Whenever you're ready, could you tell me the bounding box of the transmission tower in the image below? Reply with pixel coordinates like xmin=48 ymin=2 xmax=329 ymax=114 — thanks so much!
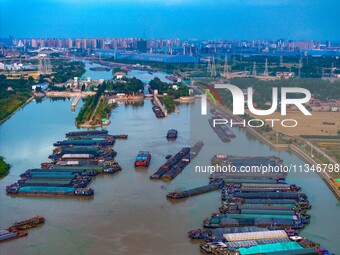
xmin=38 ymin=57 xmax=44 ymax=75
xmin=223 ymin=55 xmax=229 ymax=77
xmin=232 ymin=51 xmax=236 ymax=64
xmin=207 ymin=58 xmax=211 ymax=73
xmin=298 ymin=57 xmax=302 ymax=78
xmin=279 ymin=56 xmax=283 ymax=67
xmin=46 ymin=58 xmax=51 ymax=73
xmin=263 ymin=58 xmax=268 ymax=76
xmin=252 ymin=61 xmax=257 ymax=76
xmin=322 ymin=67 xmax=325 ymax=78
xmin=211 ymin=56 xmax=216 ymax=77
xmin=331 ymin=63 xmax=334 ymax=77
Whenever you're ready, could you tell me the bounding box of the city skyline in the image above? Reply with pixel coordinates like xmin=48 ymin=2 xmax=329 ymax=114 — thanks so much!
xmin=1 ymin=0 xmax=340 ymax=40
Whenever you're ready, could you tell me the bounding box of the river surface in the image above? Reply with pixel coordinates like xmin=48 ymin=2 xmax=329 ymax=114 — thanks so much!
xmin=0 ymin=69 xmax=339 ymax=255
xmin=81 ymin=59 xmax=171 ymax=84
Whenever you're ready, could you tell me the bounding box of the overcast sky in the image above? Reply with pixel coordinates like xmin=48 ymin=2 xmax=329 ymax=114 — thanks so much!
xmin=1 ymin=0 xmax=339 ymax=40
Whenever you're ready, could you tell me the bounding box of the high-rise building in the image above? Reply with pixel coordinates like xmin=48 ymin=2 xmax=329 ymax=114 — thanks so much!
xmin=91 ymin=39 xmax=97 ymax=49
xmin=31 ymin=39 xmax=38 ymax=48
xmin=137 ymin=40 xmax=147 ymax=53
xmin=68 ymin=38 xmax=73 ymax=48
xmin=75 ymin=39 xmax=81 ymax=49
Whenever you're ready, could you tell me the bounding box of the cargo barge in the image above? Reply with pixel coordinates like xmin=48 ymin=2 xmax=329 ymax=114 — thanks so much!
xmin=167 ymin=181 xmax=223 ymax=199
xmin=89 ymin=67 xmax=110 ymax=71
xmin=54 ymin=159 xmax=118 ymax=167
xmin=0 ymin=230 xmax=28 ymax=243
xmin=203 ymin=214 xmax=306 ymax=229
xmin=226 ymin=191 xmax=308 ymax=201
xmin=211 ymin=154 xmax=283 ymax=166
xmin=150 ymin=147 xmax=190 ymax=179
xmin=190 ymin=141 xmax=204 ymax=161
xmin=134 ymin=151 xmax=151 ymax=167
xmin=49 ymin=147 xmax=117 ymax=160
xmin=52 ymin=164 xmax=121 ymax=173
xmin=53 ymin=139 xmax=115 ymax=147
xmin=166 ymin=129 xmax=178 ymax=139
xmin=6 ymin=186 xmax=94 ymax=196
xmin=21 ymin=169 xmax=98 ymax=177
xmin=152 ymin=106 xmax=165 ymax=118
xmin=221 ymin=183 xmax=301 ymax=194
xmin=68 ymin=134 xmax=127 ymax=140
xmin=66 ymin=130 xmax=109 ymax=137
xmin=208 ymin=118 xmax=231 ymax=142
xmin=8 ymin=216 xmax=45 ymax=232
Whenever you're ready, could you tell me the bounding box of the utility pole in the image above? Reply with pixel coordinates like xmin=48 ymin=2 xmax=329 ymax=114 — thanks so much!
xmin=223 ymin=55 xmax=229 ymax=77
xmin=211 ymin=56 xmax=216 ymax=77
xmin=264 ymin=58 xmax=268 ymax=76
xmin=252 ymin=62 xmax=257 ymax=76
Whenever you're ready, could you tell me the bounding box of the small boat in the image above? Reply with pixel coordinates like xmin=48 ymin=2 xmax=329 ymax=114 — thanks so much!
xmin=166 ymin=154 xmax=172 ymax=159
xmin=167 ymin=129 xmax=178 ymax=139
xmin=134 ymin=151 xmax=151 ymax=167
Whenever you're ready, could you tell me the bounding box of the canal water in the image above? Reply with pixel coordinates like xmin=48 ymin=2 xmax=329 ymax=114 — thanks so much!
xmin=81 ymin=59 xmax=171 ymax=83
xmin=0 ymin=97 xmax=339 ymax=255
xmin=0 ymin=68 xmax=339 ymax=255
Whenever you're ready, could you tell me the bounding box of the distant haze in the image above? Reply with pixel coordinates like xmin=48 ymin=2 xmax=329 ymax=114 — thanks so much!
xmin=1 ymin=0 xmax=339 ymax=40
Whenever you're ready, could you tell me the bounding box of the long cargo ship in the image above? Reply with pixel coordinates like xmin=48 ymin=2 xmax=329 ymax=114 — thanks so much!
xmin=9 ymin=216 xmax=45 ymax=231
xmin=150 ymin=147 xmax=190 ymax=180
xmin=50 ymin=147 xmax=117 ymax=160
xmin=52 ymin=164 xmax=121 ymax=173
xmin=0 ymin=230 xmax=28 ymax=243
xmin=190 ymin=141 xmax=204 ymax=161
xmin=21 ymin=169 xmax=98 ymax=177
xmin=53 ymin=139 xmax=115 ymax=147
xmin=211 ymin=154 xmax=283 ymax=166
xmin=203 ymin=214 xmax=306 ymax=229
xmin=66 ymin=130 xmax=108 ymax=137
xmin=134 ymin=151 xmax=151 ymax=167
xmin=68 ymin=134 xmax=127 ymax=140
xmin=208 ymin=118 xmax=231 ymax=142
xmin=167 ymin=181 xmax=223 ymax=199
xmin=221 ymin=183 xmax=301 ymax=194
xmin=226 ymin=191 xmax=308 ymax=201
xmin=6 ymin=186 xmax=94 ymax=196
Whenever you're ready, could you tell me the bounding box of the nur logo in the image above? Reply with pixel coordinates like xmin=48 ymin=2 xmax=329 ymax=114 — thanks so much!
xmin=201 ymin=83 xmax=312 ymax=116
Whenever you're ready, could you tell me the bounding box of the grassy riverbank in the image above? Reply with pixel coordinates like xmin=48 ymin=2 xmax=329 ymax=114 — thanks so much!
xmin=0 ymin=75 xmax=33 ymax=123
xmin=0 ymin=156 xmax=10 ymax=176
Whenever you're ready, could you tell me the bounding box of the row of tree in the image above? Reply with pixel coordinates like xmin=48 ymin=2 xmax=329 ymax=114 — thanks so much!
xmin=75 ymin=82 xmax=107 ymax=125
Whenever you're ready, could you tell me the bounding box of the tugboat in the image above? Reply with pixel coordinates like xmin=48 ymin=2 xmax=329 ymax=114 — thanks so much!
xmin=134 ymin=151 xmax=151 ymax=167
xmin=167 ymin=129 xmax=178 ymax=139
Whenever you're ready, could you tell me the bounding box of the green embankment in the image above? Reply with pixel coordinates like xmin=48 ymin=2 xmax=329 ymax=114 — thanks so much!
xmin=0 ymin=75 xmax=33 ymax=123
xmin=0 ymin=156 xmax=10 ymax=176
xmin=76 ymin=82 xmax=108 ymax=125
xmin=163 ymin=95 xmax=176 ymax=112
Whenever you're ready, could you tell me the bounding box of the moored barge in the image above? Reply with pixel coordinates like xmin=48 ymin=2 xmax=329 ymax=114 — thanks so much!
xmin=134 ymin=151 xmax=151 ymax=167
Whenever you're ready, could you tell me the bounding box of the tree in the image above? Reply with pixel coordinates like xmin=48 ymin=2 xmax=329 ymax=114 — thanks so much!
xmin=27 ymin=76 xmax=35 ymax=86
xmin=81 ymin=84 xmax=86 ymax=91
xmin=38 ymin=74 xmax=44 ymax=84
